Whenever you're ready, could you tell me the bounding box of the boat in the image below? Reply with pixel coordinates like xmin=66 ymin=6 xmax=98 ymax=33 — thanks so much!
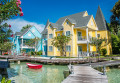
xmin=26 ymin=63 xmax=42 ymax=69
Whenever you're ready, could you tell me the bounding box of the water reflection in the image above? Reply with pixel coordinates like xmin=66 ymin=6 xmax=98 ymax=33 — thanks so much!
xmin=95 ymin=65 xmax=120 ymax=83
xmin=7 ymin=62 xmax=68 ymax=83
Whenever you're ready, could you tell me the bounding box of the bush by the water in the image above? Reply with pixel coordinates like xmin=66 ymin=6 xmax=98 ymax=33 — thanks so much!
xmin=31 ymin=51 xmax=42 ymax=55
xmin=101 ymin=48 xmax=107 ymax=56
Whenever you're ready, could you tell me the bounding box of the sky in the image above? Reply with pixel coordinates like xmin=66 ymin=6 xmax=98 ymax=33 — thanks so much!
xmin=5 ymin=0 xmax=118 ymax=33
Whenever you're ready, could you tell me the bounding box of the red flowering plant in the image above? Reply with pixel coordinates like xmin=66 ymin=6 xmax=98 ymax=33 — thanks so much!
xmin=0 ymin=0 xmax=23 ymax=54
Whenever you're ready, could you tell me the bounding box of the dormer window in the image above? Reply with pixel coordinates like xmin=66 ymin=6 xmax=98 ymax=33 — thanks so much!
xmin=66 ymin=21 xmax=69 ymax=25
xmin=28 ymin=34 xmax=31 ymax=37
xmin=50 ymin=25 xmax=52 ymax=28
xmin=32 ymin=29 xmax=35 ymax=32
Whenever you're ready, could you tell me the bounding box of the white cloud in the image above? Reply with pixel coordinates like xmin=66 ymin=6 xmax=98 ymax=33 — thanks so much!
xmin=3 ymin=18 xmax=45 ymax=33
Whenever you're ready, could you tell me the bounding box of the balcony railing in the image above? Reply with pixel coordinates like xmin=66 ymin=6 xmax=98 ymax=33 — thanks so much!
xmin=20 ymin=44 xmax=35 ymax=48
xmin=78 ymin=51 xmax=87 ymax=57
xmin=78 ymin=36 xmax=87 ymax=41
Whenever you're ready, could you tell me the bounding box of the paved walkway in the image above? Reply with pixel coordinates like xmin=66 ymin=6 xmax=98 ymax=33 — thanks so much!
xmin=62 ymin=66 xmax=108 ymax=83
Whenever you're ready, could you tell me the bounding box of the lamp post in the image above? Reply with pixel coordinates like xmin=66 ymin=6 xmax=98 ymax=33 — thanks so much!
xmin=103 ymin=66 xmax=106 ymax=75
xmin=69 ymin=51 xmax=74 ymax=74
xmin=69 ymin=52 xmax=71 ymax=65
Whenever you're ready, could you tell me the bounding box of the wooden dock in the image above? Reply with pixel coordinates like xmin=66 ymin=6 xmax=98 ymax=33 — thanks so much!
xmin=62 ymin=66 xmax=108 ymax=83
xmin=80 ymin=60 xmax=120 ymax=67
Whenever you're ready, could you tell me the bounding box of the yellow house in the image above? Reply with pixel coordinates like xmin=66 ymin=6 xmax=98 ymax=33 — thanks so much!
xmin=42 ymin=6 xmax=112 ymax=57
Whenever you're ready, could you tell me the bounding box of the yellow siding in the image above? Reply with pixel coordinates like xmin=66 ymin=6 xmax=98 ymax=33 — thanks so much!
xmin=97 ymin=30 xmax=112 ymax=55
xmin=47 ymin=25 xmax=56 ymax=56
xmin=55 ymin=31 xmax=63 ymax=56
xmin=73 ymin=29 xmax=77 ymax=57
xmin=63 ymin=19 xmax=74 ymax=57
xmin=77 ymin=29 xmax=86 ymax=37
xmin=87 ymin=16 xmax=97 ymax=30
xmin=78 ymin=44 xmax=87 ymax=52
xmin=83 ymin=11 xmax=88 ymax=17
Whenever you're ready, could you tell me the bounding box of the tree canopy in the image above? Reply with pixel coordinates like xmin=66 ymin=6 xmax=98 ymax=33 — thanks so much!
xmin=0 ymin=0 xmax=23 ymax=54
xmin=110 ymin=0 xmax=120 ymax=35
xmin=21 ymin=24 xmax=32 ymax=32
xmin=51 ymin=35 xmax=71 ymax=56
xmin=90 ymin=37 xmax=109 ymax=54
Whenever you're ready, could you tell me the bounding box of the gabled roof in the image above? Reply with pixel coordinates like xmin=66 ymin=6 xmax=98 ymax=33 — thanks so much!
xmin=15 ymin=27 xmax=30 ymax=36
xmin=20 ymin=28 xmax=30 ymax=36
xmin=56 ymin=11 xmax=86 ymax=25
xmin=42 ymin=11 xmax=92 ymax=34
xmin=41 ymin=19 xmax=49 ymax=35
xmin=15 ymin=32 xmax=21 ymax=36
xmin=55 ymin=11 xmax=92 ymax=28
xmin=95 ymin=6 xmax=109 ymax=31
xmin=15 ymin=26 xmax=41 ymax=38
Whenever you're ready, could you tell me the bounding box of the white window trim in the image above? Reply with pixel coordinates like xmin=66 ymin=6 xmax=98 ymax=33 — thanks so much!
xmin=49 ymin=34 xmax=53 ymax=39
xmin=57 ymin=48 xmax=60 ymax=51
xmin=65 ymin=31 xmax=70 ymax=36
xmin=66 ymin=45 xmax=71 ymax=52
xmin=49 ymin=46 xmax=53 ymax=52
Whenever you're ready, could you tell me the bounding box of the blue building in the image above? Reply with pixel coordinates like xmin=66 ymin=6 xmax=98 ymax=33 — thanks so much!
xmin=12 ymin=26 xmax=42 ymax=55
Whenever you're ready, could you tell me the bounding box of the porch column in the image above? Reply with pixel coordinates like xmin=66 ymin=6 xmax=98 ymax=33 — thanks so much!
xmin=21 ymin=38 xmax=23 ymax=50
xmin=95 ymin=30 xmax=97 ymax=38
xmin=86 ymin=27 xmax=89 ymax=56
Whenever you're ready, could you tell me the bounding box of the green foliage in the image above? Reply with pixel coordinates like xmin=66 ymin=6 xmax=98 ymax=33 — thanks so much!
xmin=111 ymin=0 xmax=120 ymax=18
xmin=1 ymin=77 xmax=11 ymax=83
xmin=111 ymin=34 xmax=120 ymax=54
xmin=21 ymin=24 xmax=32 ymax=32
xmin=25 ymin=37 xmax=40 ymax=49
xmin=31 ymin=51 xmax=34 ymax=55
xmin=0 ymin=42 xmax=13 ymax=52
xmin=101 ymin=48 xmax=107 ymax=56
xmin=110 ymin=0 xmax=120 ymax=35
xmin=0 ymin=0 xmax=23 ymax=54
xmin=31 ymin=51 xmax=42 ymax=55
xmin=90 ymin=37 xmax=109 ymax=53
xmin=51 ymin=35 xmax=71 ymax=56
xmin=0 ymin=0 xmax=21 ymax=23
xmin=37 ymin=51 xmax=42 ymax=55
xmin=21 ymin=49 xmax=26 ymax=53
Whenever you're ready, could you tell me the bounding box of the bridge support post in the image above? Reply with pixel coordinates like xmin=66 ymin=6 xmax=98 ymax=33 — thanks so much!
xmin=103 ymin=66 xmax=106 ymax=75
xmin=18 ymin=61 xmax=20 ymax=64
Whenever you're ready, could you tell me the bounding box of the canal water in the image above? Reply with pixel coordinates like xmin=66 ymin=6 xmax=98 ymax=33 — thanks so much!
xmin=95 ymin=65 xmax=120 ymax=83
xmin=5 ymin=62 xmax=68 ymax=83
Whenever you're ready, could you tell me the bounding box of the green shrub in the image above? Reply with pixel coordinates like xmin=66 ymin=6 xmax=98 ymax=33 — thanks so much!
xmin=37 ymin=51 xmax=42 ymax=55
xmin=31 ymin=51 xmax=34 ymax=55
xmin=1 ymin=77 xmax=11 ymax=83
xmin=101 ymin=48 xmax=107 ymax=56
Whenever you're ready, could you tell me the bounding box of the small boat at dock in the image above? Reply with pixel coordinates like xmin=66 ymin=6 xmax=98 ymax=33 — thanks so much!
xmin=26 ymin=63 xmax=42 ymax=69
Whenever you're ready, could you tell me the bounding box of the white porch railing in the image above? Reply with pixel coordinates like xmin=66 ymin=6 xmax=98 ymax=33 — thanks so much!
xmin=78 ymin=51 xmax=87 ymax=57
xmin=78 ymin=36 xmax=87 ymax=41
xmin=20 ymin=44 xmax=35 ymax=48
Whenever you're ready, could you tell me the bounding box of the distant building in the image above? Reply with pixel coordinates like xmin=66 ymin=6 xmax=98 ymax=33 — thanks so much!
xmin=41 ymin=20 xmax=48 ymax=55
xmin=12 ymin=26 xmax=42 ymax=55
